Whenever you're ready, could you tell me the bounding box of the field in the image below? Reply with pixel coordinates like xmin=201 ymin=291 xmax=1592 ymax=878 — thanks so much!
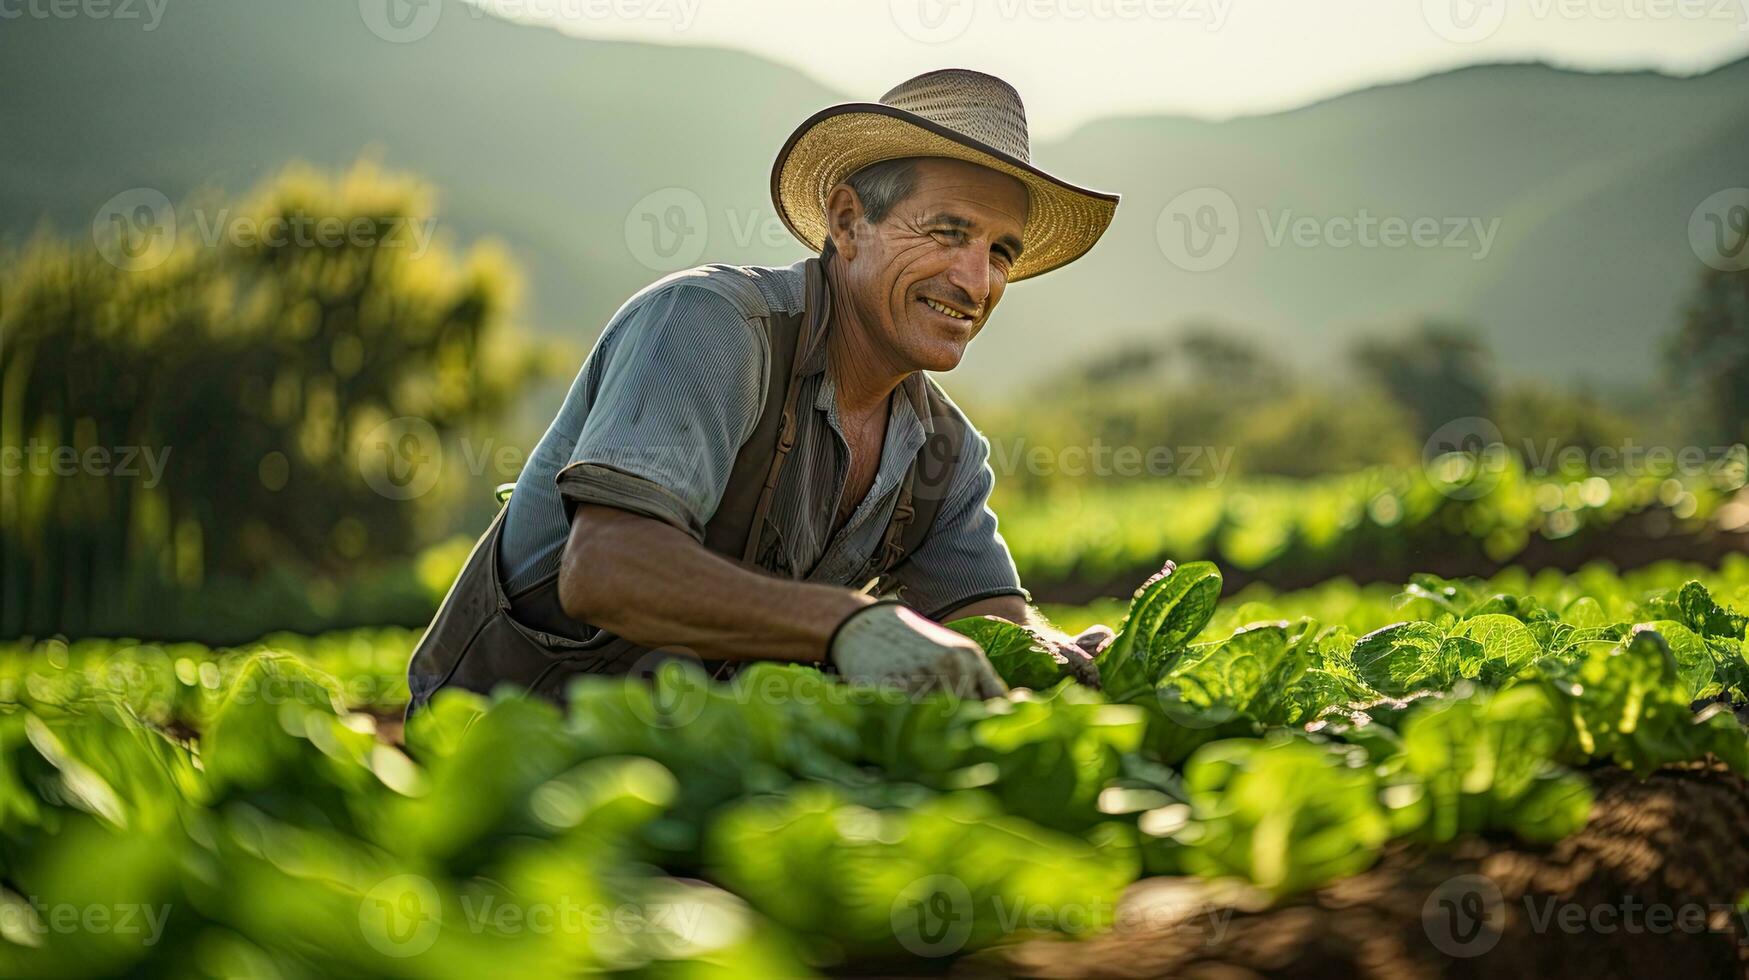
xmin=4 ymin=555 xmax=1748 ymax=977
xmin=7 ymin=15 xmax=1749 ymax=976
xmin=1000 ymin=458 xmax=1747 ymax=600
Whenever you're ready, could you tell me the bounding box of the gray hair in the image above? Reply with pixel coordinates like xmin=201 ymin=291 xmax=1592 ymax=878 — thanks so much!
xmin=844 ymin=157 xmax=920 ymax=224
xmin=819 ymin=158 xmax=920 ymax=259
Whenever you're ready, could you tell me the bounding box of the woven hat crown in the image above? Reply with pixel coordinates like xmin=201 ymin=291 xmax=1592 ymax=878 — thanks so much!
xmin=771 ymin=68 xmax=1118 ymax=281
xmin=879 ymin=69 xmax=1032 ymax=164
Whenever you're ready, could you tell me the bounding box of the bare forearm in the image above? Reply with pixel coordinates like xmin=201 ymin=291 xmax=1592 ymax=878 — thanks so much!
xmin=558 ymin=505 xmax=874 ymax=664
xmin=944 ymin=594 xmax=1074 ymax=645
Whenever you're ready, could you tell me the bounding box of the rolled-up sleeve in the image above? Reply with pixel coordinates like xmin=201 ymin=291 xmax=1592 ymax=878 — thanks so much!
xmin=891 ymin=429 xmax=1030 ymax=620
xmin=555 ymin=284 xmax=768 ymax=539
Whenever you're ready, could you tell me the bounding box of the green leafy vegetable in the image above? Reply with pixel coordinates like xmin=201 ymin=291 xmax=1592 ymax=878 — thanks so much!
xmin=1170 ymin=737 xmax=1390 ymax=896
xmin=1098 ymin=561 xmax=1223 ymax=699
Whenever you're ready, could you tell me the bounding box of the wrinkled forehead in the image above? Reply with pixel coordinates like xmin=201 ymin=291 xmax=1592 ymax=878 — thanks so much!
xmin=906 ymin=158 xmax=1029 ymax=240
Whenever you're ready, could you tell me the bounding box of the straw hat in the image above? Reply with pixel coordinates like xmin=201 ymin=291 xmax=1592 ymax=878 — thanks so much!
xmin=771 ymin=69 xmax=1120 ymax=282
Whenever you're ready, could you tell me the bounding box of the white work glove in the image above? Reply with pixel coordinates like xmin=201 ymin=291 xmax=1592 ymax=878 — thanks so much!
xmin=828 ymin=602 xmax=1010 ymax=701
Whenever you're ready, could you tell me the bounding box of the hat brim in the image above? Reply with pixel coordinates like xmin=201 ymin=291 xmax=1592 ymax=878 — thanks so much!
xmin=771 ymin=103 xmax=1119 ymax=282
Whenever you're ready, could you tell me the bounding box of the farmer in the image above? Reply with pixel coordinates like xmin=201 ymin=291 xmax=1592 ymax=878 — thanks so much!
xmin=405 ymin=69 xmax=1119 ymax=714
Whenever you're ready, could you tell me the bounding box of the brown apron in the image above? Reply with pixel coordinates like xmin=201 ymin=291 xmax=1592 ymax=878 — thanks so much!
xmin=403 ymin=258 xmax=966 ymax=717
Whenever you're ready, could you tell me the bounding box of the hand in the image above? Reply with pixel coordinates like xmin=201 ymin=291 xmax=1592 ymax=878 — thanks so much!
xmin=830 ymin=603 xmax=1009 ymax=700
xmin=977 ymin=617 xmax=1110 ymax=689
xmin=1056 ymin=625 xmax=1114 ymax=688
xmin=1072 ymin=624 xmax=1117 ymax=657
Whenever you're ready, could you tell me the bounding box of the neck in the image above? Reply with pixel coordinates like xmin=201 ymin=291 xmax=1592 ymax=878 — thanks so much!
xmin=822 ymin=254 xmax=910 ymax=417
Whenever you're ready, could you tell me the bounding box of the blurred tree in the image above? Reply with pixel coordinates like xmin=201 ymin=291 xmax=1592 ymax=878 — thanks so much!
xmin=1234 ymin=389 xmax=1418 ymax=478
xmin=0 ymin=163 xmax=544 ymax=639
xmin=1175 ymin=325 xmax=1286 ymax=395
xmin=1076 ymin=337 xmax=1170 ymax=386
xmin=1667 ymin=266 xmax=1749 ymax=446
xmin=1350 ymin=322 xmax=1495 ymax=442
xmin=1493 ymin=383 xmax=1635 ymax=462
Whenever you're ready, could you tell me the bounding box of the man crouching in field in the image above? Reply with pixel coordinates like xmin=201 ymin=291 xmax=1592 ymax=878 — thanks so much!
xmin=405 ymin=69 xmax=1120 ymax=714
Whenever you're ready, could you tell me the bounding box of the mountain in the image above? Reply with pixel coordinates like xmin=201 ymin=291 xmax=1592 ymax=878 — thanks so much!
xmin=4 ymin=0 xmax=1746 ymax=399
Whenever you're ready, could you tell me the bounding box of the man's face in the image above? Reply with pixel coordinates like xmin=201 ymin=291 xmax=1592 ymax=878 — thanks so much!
xmin=835 ymin=157 xmax=1029 ymax=373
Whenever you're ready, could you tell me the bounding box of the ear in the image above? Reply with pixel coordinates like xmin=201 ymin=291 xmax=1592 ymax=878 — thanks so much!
xmin=823 ymin=183 xmax=865 ymax=262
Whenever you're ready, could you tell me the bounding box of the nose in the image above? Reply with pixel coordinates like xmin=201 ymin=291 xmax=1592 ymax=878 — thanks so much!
xmin=943 ymin=242 xmax=992 ymax=313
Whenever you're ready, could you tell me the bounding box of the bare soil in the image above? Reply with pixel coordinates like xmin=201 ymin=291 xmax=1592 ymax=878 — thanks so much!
xmin=965 ymin=763 xmax=1749 ymax=980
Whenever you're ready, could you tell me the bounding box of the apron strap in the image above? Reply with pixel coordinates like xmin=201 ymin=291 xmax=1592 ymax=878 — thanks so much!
xmin=704 ymin=257 xmax=830 ymax=567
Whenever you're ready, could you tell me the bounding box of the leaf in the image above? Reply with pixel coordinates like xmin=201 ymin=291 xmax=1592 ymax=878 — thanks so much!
xmin=1561 ymin=597 xmax=1608 ymax=630
xmin=1648 ymin=581 xmax=1748 ymax=640
xmin=1399 ymin=574 xmax=1474 ymax=614
xmin=1463 ymin=593 xmax=1557 ymax=624
xmin=706 ymin=786 xmax=1136 ymax=953
xmin=1098 ymin=562 xmax=1223 ymax=699
xmin=1542 ymin=627 xmax=1744 ymax=774
xmin=1394 ymin=686 xmax=1590 ymax=844
xmin=947 ymin=617 xmax=1068 ymax=690
xmin=1351 ymin=622 xmax=1447 ymax=696
xmin=1449 ymin=613 xmax=1545 ymax=683
xmin=969 ymin=690 xmax=1146 ymax=831
xmin=1175 ymin=737 xmax=1389 ymax=896
xmin=1640 ymin=621 xmax=1718 ymax=701
xmin=1162 ymin=624 xmax=1310 ymax=727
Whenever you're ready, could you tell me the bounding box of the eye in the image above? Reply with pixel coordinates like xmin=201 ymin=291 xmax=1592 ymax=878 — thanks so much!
xmin=930 ymin=228 xmax=967 ymax=245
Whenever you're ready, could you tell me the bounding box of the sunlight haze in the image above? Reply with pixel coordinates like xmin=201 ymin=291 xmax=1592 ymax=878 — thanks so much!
xmin=468 ymin=0 xmax=1749 ymax=136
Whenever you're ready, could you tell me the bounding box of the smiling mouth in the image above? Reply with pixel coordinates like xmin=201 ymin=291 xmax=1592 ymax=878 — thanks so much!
xmin=920 ymin=296 xmax=977 ymax=322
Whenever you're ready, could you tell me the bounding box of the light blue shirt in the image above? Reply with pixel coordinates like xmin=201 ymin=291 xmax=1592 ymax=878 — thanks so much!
xmin=497 ymin=259 xmax=1027 ymax=620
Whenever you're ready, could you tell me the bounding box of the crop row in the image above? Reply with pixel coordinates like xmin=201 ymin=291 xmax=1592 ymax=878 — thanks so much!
xmin=4 ymin=558 xmax=1747 ymax=973
xmin=999 ymin=458 xmax=1747 ymax=596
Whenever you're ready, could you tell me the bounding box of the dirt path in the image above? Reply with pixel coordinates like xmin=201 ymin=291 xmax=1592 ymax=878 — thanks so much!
xmin=966 ymin=764 xmax=1749 ymax=980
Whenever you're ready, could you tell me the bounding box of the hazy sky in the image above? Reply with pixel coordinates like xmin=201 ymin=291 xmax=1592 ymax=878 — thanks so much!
xmin=474 ymin=0 xmax=1749 ymax=137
